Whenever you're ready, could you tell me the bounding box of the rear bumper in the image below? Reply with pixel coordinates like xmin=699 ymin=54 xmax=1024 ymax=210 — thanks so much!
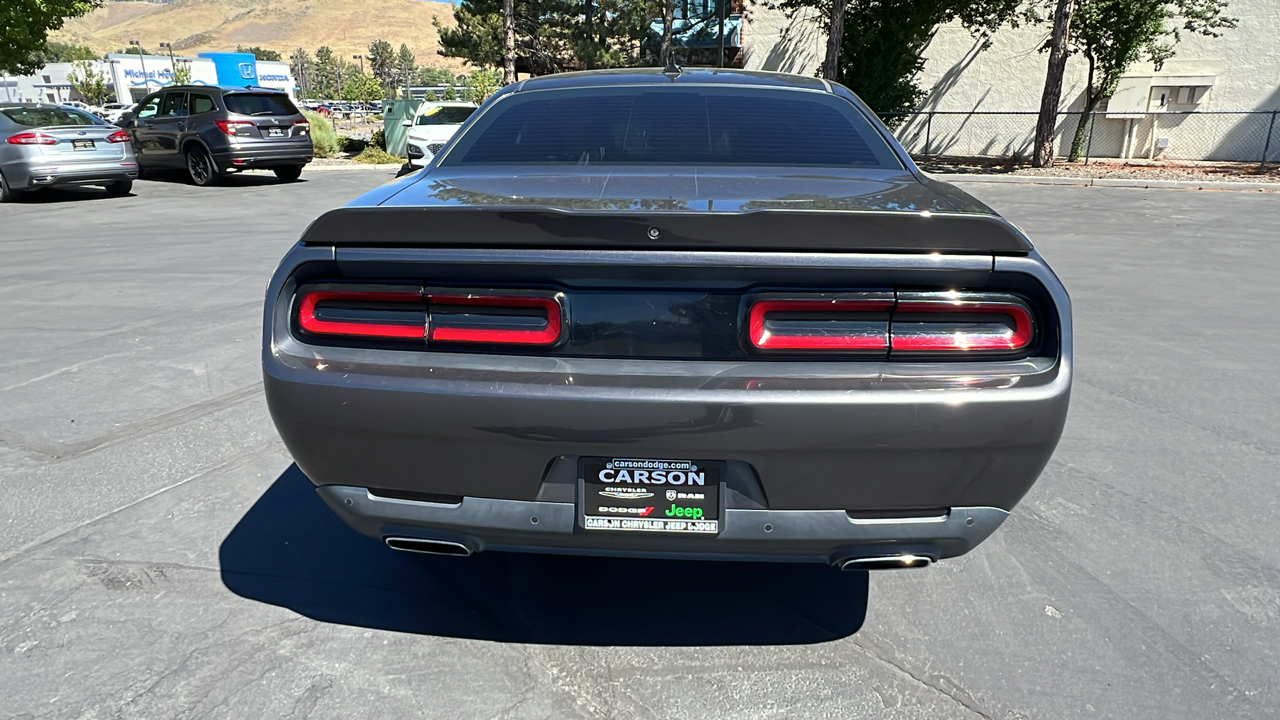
xmin=213 ymin=141 xmax=312 ymax=170
xmin=320 ymin=486 xmax=1009 ymax=564
xmin=3 ymin=158 xmax=136 ymax=189
xmin=264 ymin=246 xmax=1072 ymax=562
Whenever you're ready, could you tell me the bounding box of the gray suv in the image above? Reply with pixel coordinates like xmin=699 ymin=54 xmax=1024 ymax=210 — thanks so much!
xmin=121 ymin=85 xmax=313 ymax=186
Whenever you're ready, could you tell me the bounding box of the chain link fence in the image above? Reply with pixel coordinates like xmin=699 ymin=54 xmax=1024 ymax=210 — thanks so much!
xmin=878 ymin=110 xmax=1280 ymax=166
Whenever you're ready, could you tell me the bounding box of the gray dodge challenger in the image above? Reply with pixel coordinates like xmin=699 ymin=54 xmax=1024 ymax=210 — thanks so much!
xmin=263 ymin=68 xmax=1071 ymax=570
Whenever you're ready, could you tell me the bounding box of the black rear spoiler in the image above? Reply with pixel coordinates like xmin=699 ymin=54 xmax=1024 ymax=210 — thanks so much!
xmin=301 ymin=207 xmax=1033 ymax=255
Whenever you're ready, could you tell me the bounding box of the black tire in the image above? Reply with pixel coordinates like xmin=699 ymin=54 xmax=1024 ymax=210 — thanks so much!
xmin=0 ymin=171 xmax=24 ymax=202
xmin=185 ymin=146 xmax=219 ymax=187
xmin=105 ymin=180 xmax=133 ymax=197
xmin=273 ymin=165 xmax=304 ymax=183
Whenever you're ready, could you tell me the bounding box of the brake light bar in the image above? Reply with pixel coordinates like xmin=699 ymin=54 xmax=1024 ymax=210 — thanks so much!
xmin=6 ymin=132 xmax=57 ymax=145
xmin=426 ymin=293 xmax=563 ymax=345
xmin=749 ymin=296 xmax=893 ymax=351
xmin=297 ymin=288 xmax=426 ymax=339
xmin=748 ymin=291 xmax=1035 ymax=356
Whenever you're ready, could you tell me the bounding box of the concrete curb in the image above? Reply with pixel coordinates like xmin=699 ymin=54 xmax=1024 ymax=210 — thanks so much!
xmin=306 ymin=163 xmax=402 ymax=172
xmin=930 ymin=172 xmax=1280 ymax=192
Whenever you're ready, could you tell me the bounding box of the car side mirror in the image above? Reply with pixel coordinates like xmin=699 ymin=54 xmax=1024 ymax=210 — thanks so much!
xmin=401 ymin=119 xmax=412 ymax=128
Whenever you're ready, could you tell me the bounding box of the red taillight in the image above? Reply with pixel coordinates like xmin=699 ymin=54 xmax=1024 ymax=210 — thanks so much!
xmin=6 ymin=131 xmax=56 ymax=145
xmin=748 ymin=296 xmax=893 ymax=351
xmin=297 ymin=288 xmax=426 ymax=339
xmin=426 ymin=293 xmax=563 ymax=345
xmin=215 ymin=120 xmax=254 ymax=136
xmin=106 ymin=130 xmax=131 ymax=143
xmin=293 ymin=119 xmax=310 ymax=134
xmin=891 ymin=293 xmax=1034 ymax=354
xmin=748 ymin=292 xmax=1035 ymax=356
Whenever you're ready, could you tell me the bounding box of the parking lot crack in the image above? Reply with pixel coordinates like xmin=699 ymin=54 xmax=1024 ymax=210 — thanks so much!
xmin=850 ymin=634 xmax=996 ymax=720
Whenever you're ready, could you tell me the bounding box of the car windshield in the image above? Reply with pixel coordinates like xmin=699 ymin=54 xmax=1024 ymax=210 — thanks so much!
xmin=1 ymin=106 xmax=102 ymax=127
xmin=415 ymin=106 xmax=477 ymax=125
xmin=443 ymin=86 xmax=901 ymax=168
xmin=223 ymin=93 xmax=299 ymax=116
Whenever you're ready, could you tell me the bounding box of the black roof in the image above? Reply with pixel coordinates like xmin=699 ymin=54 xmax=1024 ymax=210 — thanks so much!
xmin=513 ymin=67 xmax=832 ymax=94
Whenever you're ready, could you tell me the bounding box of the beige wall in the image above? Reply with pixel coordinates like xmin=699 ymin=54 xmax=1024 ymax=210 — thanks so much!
xmin=743 ymin=0 xmax=1280 ymax=161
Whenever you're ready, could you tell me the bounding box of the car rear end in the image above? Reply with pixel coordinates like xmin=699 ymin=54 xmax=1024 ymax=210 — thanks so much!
xmin=207 ymin=90 xmax=313 ymax=172
xmin=0 ymin=105 xmax=137 ymax=192
xmin=262 ymin=73 xmax=1072 ymax=569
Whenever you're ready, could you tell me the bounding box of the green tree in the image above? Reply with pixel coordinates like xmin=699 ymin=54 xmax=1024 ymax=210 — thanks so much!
xmin=367 ymin=39 xmax=396 ymax=93
xmin=66 ymin=59 xmax=108 ymax=105
xmin=28 ymin=40 xmax=96 ymax=65
xmin=464 ymin=68 xmax=501 ymax=104
xmin=235 ymin=45 xmax=282 ymax=61
xmin=116 ymin=45 xmax=148 ymax=56
xmin=290 ymin=47 xmax=314 ymax=97
xmin=171 ymin=60 xmax=193 ymax=85
xmin=442 ymin=84 xmax=458 ymax=101
xmin=313 ymin=45 xmax=339 ymax=98
xmin=416 ymin=65 xmax=457 ymax=86
xmin=1054 ymin=0 xmax=1236 ymax=161
xmin=774 ymin=0 xmax=1033 ymax=116
xmin=395 ymin=43 xmax=416 ymax=97
xmin=342 ymin=72 xmax=384 ymax=104
xmin=1 ymin=0 xmax=99 ymax=74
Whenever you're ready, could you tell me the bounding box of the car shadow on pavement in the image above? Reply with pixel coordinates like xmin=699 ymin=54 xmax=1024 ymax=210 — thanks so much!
xmin=13 ymin=186 xmax=132 ymax=203
xmin=140 ymin=171 xmax=294 ymax=186
xmin=219 ymin=465 xmax=868 ymax=646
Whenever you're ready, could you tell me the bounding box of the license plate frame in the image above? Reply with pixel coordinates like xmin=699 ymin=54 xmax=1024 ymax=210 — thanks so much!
xmin=578 ymin=457 xmax=722 ymax=535
xmin=72 ymin=140 xmax=95 ymax=151
xmin=266 ymin=127 xmax=285 ymax=137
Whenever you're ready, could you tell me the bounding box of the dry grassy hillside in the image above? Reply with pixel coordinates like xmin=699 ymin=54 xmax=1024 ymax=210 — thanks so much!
xmin=53 ymin=0 xmax=464 ymax=70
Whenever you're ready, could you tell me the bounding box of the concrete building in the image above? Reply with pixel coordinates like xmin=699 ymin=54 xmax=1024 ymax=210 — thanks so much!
xmin=742 ymin=0 xmax=1280 ymax=161
xmin=1 ymin=53 xmax=297 ymax=106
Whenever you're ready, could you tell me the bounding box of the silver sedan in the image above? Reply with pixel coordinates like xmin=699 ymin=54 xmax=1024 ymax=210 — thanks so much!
xmin=0 ymin=103 xmax=139 ymax=202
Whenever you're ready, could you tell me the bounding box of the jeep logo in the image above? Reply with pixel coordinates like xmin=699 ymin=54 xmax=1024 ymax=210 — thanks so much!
xmin=664 ymin=505 xmax=704 ymax=519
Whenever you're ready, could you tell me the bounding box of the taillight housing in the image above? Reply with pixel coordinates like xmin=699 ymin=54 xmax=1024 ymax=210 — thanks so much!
xmin=214 ymin=120 xmax=255 ymax=137
xmin=293 ymin=119 xmax=309 ymax=135
xmin=106 ymin=130 xmax=131 ymax=143
xmin=294 ymin=285 xmax=565 ymax=347
xmin=747 ymin=291 xmax=1036 ymax=358
xmin=6 ymin=132 xmax=56 ymax=145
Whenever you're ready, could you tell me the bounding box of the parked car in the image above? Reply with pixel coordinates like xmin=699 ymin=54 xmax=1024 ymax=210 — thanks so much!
xmin=119 ymin=85 xmax=312 ymax=186
xmin=399 ymin=101 xmax=477 ymax=173
xmin=0 ymin=102 xmax=137 ymax=201
xmin=100 ymin=102 xmax=135 ymax=124
xmin=264 ymin=68 xmax=1072 ymax=571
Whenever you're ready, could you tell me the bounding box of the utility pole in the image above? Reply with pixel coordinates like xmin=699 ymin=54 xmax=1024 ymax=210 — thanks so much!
xmin=1033 ymin=0 xmax=1077 ymax=168
xmin=353 ymin=54 xmax=364 ymax=74
xmin=717 ymin=0 xmax=726 ymax=69
xmin=159 ymin=42 xmax=175 ymax=85
xmin=129 ymin=40 xmax=149 ymax=94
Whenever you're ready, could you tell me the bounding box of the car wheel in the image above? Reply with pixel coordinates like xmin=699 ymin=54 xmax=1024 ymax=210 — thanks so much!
xmin=0 ymin=172 xmax=24 ymax=202
xmin=185 ymin=147 xmax=219 ymax=187
xmin=105 ymin=180 xmax=133 ymax=197
xmin=273 ymin=165 xmax=304 ymax=183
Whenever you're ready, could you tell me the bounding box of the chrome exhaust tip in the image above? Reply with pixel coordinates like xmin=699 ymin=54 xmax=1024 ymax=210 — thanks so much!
xmin=384 ymin=537 xmax=473 ymax=557
xmin=839 ymin=554 xmax=934 ymax=571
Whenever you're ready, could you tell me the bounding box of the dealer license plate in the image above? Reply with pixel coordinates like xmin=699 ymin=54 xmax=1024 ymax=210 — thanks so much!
xmin=72 ymin=140 xmax=95 ymax=150
xmin=579 ymin=458 xmax=721 ymax=534
xmin=266 ymin=127 xmax=285 ymax=137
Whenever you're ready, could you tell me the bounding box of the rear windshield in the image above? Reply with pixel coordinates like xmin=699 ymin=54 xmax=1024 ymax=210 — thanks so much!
xmin=224 ymin=93 xmax=299 ymax=116
xmin=416 ymin=106 xmax=477 ymax=125
xmin=1 ymin=107 xmax=102 ymax=127
xmin=443 ymin=86 xmax=901 ymax=168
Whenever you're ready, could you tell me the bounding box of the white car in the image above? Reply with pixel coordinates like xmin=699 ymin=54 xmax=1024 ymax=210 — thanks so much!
xmin=100 ymin=103 xmax=134 ymax=124
xmin=402 ymin=101 xmax=477 ymax=168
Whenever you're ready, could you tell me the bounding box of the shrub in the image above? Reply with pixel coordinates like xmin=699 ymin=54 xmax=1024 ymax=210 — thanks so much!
xmin=370 ymin=128 xmax=387 ymax=150
xmin=338 ymin=136 xmax=367 ymax=153
xmin=303 ymin=111 xmax=340 ymax=158
xmin=352 ymin=146 xmax=401 ymax=164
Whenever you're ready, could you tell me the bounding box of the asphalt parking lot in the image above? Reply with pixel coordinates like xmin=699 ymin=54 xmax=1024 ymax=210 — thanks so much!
xmin=1 ymin=171 xmax=1278 ymax=719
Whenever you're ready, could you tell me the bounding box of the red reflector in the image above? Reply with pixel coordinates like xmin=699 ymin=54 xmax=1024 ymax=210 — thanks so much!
xmin=106 ymin=130 xmax=131 ymax=143
xmin=6 ymin=131 xmax=56 ymax=145
xmin=426 ymin=294 xmax=562 ymax=345
xmin=297 ymin=289 xmax=425 ymax=339
xmin=748 ymin=298 xmax=893 ymax=351
xmin=891 ymin=296 xmax=1034 ymax=352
